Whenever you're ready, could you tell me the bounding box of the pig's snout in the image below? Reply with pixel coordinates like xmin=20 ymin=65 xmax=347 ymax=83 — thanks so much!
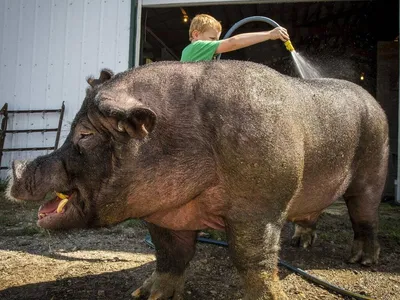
xmin=6 ymin=160 xmax=29 ymax=201
xmin=12 ymin=160 xmax=28 ymax=181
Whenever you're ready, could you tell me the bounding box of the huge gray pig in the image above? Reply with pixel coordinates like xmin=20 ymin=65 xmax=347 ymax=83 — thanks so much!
xmin=8 ymin=60 xmax=388 ymax=300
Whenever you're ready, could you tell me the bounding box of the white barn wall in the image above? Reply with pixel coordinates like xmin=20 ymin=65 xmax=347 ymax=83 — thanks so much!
xmin=0 ymin=0 xmax=131 ymax=178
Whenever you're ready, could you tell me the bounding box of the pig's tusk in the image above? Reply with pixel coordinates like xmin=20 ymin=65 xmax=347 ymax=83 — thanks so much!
xmin=55 ymin=192 xmax=69 ymax=200
xmin=56 ymin=199 xmax=69 ymax=213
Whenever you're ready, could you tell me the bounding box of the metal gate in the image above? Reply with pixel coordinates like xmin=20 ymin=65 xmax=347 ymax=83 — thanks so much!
xmin=0 ymin=102 xmax=65 ymax=170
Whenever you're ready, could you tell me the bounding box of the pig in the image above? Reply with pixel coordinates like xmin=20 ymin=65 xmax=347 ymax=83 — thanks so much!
xmin=7 ymin=60 xmax=388 ymax=300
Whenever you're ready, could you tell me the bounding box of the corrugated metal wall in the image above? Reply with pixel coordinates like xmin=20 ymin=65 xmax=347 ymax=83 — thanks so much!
xmin=0 ymin=0 xmax=132 ymax=178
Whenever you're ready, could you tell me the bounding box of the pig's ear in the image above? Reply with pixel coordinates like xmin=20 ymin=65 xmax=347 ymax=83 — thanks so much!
xmin=86 ymin=69 xmax=114 ymax=88
xmin=98 ymin=99 xmax=156 ymax=139
xmin=116 ymin=108 xmax=156 ymax=139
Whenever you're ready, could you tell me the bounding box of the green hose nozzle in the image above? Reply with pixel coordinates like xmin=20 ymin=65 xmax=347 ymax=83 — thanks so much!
xmin=284 ymin=40 xmax=295 ymax=52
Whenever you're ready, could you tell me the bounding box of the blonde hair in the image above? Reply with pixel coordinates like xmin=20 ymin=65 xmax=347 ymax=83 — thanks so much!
xmin=189 ymin=14 xmax=222 ymax=41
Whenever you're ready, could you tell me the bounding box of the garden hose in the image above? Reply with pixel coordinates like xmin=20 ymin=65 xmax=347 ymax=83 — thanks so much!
xmin=216 ymin=16 xmax=295 ymax=61
xmin=196 ymin=237 xmax=374 ymax=300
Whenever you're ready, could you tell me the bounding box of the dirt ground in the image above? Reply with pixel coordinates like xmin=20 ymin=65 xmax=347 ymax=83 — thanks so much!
xmin=1 ymin=195 xmax=400 ymax=300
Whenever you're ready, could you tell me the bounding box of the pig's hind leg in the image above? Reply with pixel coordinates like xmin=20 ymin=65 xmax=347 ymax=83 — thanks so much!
xmin=342 ymin=143 xmax=388 ymax=266
xmin=343 ymin=191 xmax=381 ymax=266
xmin=132 ymin=224 xmax=197 ymax=300
xmin=291 ymin=220 xmax=318 ymax=248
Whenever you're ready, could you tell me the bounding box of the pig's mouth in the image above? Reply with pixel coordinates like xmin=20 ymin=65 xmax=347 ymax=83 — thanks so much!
xmin=37 ymin=191 xmax=84 ymax=228
xmin=38 ymin=192 xmax=71 ymax=219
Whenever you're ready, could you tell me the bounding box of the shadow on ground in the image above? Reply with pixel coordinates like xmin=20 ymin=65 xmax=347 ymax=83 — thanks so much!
xmin=0 ymin=264 xmax=153 ymax=300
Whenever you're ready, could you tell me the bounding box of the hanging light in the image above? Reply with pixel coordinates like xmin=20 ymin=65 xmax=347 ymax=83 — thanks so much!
xmin=180 ymin=8 xmax=189 ymax=23
xmin=360 ymin=72 xmax=365 ymax=81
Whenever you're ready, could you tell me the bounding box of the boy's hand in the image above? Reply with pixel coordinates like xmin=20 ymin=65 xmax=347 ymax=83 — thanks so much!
xmin=268 ymin=27 xmax=290 ymax=42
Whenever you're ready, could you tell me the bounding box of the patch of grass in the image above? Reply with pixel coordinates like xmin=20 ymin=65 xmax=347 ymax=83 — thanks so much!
xmin=2 ymin=225 xmax=42 ymax=236
xmin=119 ymin=218 xmax=144 ymax=228
xmin=379 ymin=202 xmax=400 ymax=215
xmin=379 ymin=219 xmax=400 ymax=244
xmin=378 ymin=203 xmax=400 ymax=247
xmin=0 ymin=212 xmax=20 ymax=226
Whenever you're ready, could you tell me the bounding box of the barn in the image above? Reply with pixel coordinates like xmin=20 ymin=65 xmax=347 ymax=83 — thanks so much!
xmin=0 ymin=0 xmax=398 ymax=199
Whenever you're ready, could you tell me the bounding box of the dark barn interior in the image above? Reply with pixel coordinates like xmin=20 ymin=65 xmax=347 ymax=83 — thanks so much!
xmin=139 ymin=0 xmax=399 ymax=197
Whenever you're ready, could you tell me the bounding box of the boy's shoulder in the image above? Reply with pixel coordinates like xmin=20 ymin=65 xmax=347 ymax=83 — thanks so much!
xmin=181 ymin=40 xmax=222 ymax=62
xmin=184 ymin=40 xmax=221 ymax=50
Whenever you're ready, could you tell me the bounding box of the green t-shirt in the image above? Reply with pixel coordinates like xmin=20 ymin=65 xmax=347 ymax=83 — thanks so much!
xmin=180 ymin=40 xmax=222 ymax=62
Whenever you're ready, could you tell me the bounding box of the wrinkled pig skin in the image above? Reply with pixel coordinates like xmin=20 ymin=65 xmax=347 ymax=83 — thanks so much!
xmin=8 ymin=60 xmax=388 ymax=299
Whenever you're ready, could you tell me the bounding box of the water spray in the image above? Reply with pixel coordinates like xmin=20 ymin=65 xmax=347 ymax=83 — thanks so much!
xmin=217 ymin=16 xmax=322 ymax=79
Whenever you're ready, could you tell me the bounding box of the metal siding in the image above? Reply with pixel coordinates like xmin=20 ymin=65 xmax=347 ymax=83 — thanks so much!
xmin=142 ymin=0 xmax=364 ymax=7
xmin=0 ymin=0 xmax=132 ymax=178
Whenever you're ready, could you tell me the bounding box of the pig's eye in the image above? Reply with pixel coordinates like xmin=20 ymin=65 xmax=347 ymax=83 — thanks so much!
xmin=80 ymin=132 xmax=93 ymax=140
xmin=76 ymin=132 xmax=94 ymax=154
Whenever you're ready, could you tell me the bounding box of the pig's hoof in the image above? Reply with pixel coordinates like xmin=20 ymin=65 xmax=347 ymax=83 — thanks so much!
xmin=348 ymin=252 xmax=378 ymax=266
xmin=131 ymin=271 xmax=185 ymax=300
xmin=290 ymin=224 xmax=316 ymax=248
xmin=243 ymin=270 xmax=289 ymax=300
xmin=348 ymin=240 xmax=380 ymax=266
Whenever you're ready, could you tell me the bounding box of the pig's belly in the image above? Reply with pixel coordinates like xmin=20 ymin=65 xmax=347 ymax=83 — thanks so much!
xmin=286 ymin=173 xmax=352 ymax=222
xmin=144 ymin=199 xmax=226 ymax=231
xmin=286 ymin=195 xmax=336 ymax=223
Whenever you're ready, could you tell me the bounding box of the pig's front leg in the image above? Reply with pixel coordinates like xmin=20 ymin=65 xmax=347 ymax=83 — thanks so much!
xmin=132 ymin=223 xmax=197 ymax=300
xmin=226 ymin=217 xmax=288 ymax=300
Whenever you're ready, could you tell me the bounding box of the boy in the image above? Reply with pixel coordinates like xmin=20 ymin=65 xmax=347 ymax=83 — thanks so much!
xmin=181 ymin=14 xmax=290 ymax=62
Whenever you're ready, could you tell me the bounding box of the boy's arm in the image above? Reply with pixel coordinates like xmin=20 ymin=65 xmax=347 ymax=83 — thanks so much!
xmin=216 ymin=26 xmax=289 ymax=54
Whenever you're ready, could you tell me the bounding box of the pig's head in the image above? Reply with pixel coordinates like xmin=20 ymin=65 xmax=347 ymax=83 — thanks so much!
xmin=7 ymin=68 xmax=157 ymax=230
